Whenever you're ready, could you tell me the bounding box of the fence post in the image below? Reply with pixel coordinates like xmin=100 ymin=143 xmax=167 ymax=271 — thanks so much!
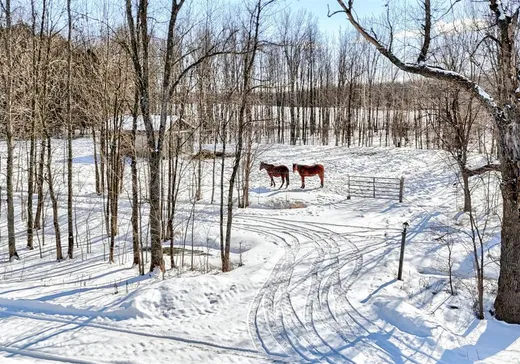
xmin=372 ymin=177 xmax=376 ymax=198
xmin=347 ymin=175 xmax=351 ymax=199
xmin=399 ymin=177 xmax=404 ymax=203
xmin=397 ymin=222 xmax=409 ymax=281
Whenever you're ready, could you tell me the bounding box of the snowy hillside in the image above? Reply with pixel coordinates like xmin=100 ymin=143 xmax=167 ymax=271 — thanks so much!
xmin=0 ymin=139 xmax=517 ymax=363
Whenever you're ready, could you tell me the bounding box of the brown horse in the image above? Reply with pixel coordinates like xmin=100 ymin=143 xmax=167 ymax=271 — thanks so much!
xmin=260 ymin=162 xmax=290 ymax=188
xmin=293 ymin=163 xmax=324 ymax=189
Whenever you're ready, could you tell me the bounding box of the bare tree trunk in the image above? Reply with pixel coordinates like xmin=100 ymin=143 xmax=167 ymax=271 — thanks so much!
xmin=46 ymin=136 xmax=63 ymax=261
xmin=211 ymin=130 xmax=218 ymax=204
xmin=3 ymin=0 xmax=18 ymax=260
xmin=223 ymin=0 xmax=267 ymax=271
xmin=241 ymin=109 xmax=253 ymax=208
xmin=495 ymin=154 xmax=520 ymax=322
xmin=34 ymin=138 xmax=46 ymax=230
xmin=219 ymin=115 xmax=227 ymax=270
xmin=107 ymin=108 xmax=124 ymax=263
xmin=148 ymin=151 xmax=164 ymax=272
xmin=27 ymin=0 xmax=46 ymax=250
xmin=241 ymin=143 xmax=252 ymax=208
xmin=130 ymin=92 xmax=141 ymax=270
xmin=462 ymin=171 xmax=472 ymax=212
xmin=66 ymin=0 xmax=74 ymax=259
xmin=196 ymin=144 xmax=203 ymax=201
xmin=168 ymin=137 xmax=182 ymax=270
xmin=469 ymin=211 xmax=485 ymax=319
xmin=92 ymin=128 xmax=101 ymax=195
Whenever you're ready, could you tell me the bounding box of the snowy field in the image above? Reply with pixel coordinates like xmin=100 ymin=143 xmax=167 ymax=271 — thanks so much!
xmin=0 ymin=138 xmax=518 ymax=363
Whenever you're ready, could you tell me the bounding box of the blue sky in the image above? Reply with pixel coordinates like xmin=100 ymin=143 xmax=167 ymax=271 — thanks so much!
xmin=288 ymin=0 xmax=390 ymax=35
xmin=75 ymin=0 xmax=393 ymax=39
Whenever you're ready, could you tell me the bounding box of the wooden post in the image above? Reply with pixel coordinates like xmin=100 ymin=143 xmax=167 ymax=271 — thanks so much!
xmin=399 ymin=177 xmax=404 ymax=203
xmin=397 ymin=222 xmax=409 ymax=281
xmin=373 ymin=177 xmax=376 ymax=198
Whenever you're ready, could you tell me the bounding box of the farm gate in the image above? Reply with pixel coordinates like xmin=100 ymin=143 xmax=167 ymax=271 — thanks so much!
xmin=347 ymin=175 xmax=405 ymax=202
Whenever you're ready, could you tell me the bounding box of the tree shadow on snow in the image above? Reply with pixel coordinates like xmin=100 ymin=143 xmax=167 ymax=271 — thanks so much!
xmin=250 ymin=186 xmax=271 ymax=194
xmin=438 ymin=317 xmax=520 ymax=363
xmin=360 ymin=279 xmax=397 ymax=304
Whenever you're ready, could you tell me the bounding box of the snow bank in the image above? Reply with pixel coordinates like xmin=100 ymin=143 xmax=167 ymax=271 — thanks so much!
xmin=118 ymin=276 xmax=247 ymax=320
xmin=373 ymin=297 xmax=439 ymax=337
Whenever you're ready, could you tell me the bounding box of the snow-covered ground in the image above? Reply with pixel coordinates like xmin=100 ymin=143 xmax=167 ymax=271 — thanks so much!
xmin=0 ymin=139 xmax=518 ymax=363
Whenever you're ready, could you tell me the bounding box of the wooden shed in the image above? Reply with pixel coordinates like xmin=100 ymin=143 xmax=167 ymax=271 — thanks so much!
xmin=117 ymin=115 xmax=196 ymax=157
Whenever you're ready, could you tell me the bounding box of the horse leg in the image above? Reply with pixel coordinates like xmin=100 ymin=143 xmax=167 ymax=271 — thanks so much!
xmin=320 ymin=173 xmax=324 ymax=188
xmin=270 ymin=175 xmax=275 ymax=187
xmin=301 ymin=175 xmax=305 ymax=189
xmin=281 ymin=175 xmax=287 ymax=189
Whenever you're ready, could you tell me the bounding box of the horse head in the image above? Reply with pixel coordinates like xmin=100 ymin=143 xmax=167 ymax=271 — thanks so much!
xmin=292 ymin=163 xmax=297 ymax=173
xmin=260 ymin=162 xmax=265 ymax=171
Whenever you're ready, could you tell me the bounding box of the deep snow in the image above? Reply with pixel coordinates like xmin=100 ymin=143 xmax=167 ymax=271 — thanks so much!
xmin=0 ymin=139 xmax=517 ymax=363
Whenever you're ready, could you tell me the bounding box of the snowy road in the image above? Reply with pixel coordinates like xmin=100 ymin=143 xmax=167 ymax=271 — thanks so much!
xmin=237 ymin=214 xmax=441 ymax=363
xmin=235 ymin=215 xmax=368 ymax=362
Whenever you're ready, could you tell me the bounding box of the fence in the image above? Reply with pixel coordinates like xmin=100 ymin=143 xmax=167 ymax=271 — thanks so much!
xmin=347 ymin=175 xmax=405 ymax=202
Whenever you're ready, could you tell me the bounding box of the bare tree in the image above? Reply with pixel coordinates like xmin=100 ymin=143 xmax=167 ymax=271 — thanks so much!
xmin=468 ymin=210 xmax=487 ymax=319
xmin=336 ymin=0 xmax=520 ymax=323
xmin=221 ymin=0 xmax=274 ymax=272
xmin=125 ymin=0 xmax=232 ymax=272
xmin=46 ymin=136 xmax=63 ymax=261
xmin=66 ymin=0 xmax=74 ymax=259
xmin=130 ymin=90 xmax=142 ymax=273
xmin=125 ymin=0 xmax=182 ymax=273
xmin=278 ymin=10 xmax=305 ymax=145
xmin=1 ymin=0 xmax=19 ymax=260
xmin=27 ymin=0 xmax=47 ymax=250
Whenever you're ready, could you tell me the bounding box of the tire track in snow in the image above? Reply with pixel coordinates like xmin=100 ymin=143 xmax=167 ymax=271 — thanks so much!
xmin=244 ymin=215 xmax=426 ymax=363
xmin=236 ymin=221 xmax=322 ymax=360
xmin=300 ymin=235 xmax=354 ymax=363
xmin=234 ymin=220 xmax=309 ymax=359
xmin=241 ymin=216 xmax=363 ymax=362
xmin=303 ymin=220 xmax=404 ymax=362
xmin=240 ymin=215 xmax=431 ymax=363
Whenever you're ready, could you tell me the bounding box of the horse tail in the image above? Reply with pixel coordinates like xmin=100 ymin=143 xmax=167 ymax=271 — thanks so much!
xmin=286 ymin=171 xmax=290 ymax=185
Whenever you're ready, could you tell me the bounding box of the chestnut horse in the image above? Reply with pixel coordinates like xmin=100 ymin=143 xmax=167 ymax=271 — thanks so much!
xmin=260 ymin=162 xmax=290 ymax=188
xmin=292 ymin=163 xmax=324 ymax=189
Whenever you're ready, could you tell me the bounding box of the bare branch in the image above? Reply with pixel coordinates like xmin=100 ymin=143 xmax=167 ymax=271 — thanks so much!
xmin=327 ymin=4 xmax=345 ymax=18
xmin=335 ymin=0 xmax=500 ymax=118
xmin=417 ymin=0 xmax=431 ymax=64
xmin=465 ymin=164 xmax=501 ymax=177
xmin=385 ymin=1 xmax=394 ymax=52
